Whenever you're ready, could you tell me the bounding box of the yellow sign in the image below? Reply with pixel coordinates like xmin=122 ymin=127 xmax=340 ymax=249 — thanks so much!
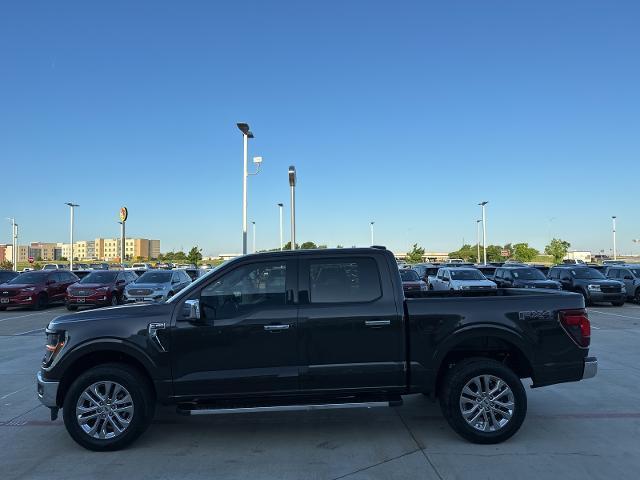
xmin=119 ymin=207 xmax=128 ymax=222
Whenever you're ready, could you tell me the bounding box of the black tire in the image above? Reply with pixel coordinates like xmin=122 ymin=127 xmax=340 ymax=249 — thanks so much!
xmin=439 ymin=359 xmax=527 ymax=444
xmin=581 ymin=289 xmax=592 ymax=306
xmin=110 ymin=294 xmax=119 ymax=306
xmin=634 ymin=289 xmax=640 ymax=304
xmin=611 ymin=301 xmax=625 ymax=307
xmin=66 ymin=305 xmax=78 ymax=311
xmin=33 ymin=293 xmax=48 ymax=310
xmin=63 ymin=363 xmax=154 ymax=451
xmin=0 ymin=306 xmax=6 ymax=311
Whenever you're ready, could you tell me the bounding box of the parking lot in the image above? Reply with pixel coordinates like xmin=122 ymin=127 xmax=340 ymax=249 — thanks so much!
xmin=0 ymin=303 xmax=639 ymax=480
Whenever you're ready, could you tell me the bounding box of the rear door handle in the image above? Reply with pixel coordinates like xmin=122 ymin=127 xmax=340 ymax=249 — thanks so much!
xmin=365 ymin=319 xmax=391 ymax=327
xmin=264 ymin=324 xmax=290 ymax=332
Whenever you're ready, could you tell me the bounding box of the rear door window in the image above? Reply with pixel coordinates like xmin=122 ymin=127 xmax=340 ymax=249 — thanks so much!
xmin=308 ymin=257 xmax=381 ymax=304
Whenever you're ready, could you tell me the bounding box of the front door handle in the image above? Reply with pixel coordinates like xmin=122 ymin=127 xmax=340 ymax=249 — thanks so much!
xmin=264 ymin=324 xmax=290 ymax=332
xmin=365 ymin=319 xmax=391 ymax=327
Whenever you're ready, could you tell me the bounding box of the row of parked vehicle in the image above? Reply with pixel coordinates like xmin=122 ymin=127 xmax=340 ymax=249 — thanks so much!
xmin=399 ymin=261 xmax=640 ymax=306
xmin=0 ymin=267 xmax=198 ymax=311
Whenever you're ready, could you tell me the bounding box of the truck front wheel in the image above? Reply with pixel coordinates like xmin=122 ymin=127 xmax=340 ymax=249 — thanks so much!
xmin=439 ymin=359 xmax=527 ymax=444
xmin=62 ymin=363 xmax=153 ymax=451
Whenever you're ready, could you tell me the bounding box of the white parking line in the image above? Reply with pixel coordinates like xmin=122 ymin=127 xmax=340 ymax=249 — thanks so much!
xmin=590 ymin=310 xmax=640 ymax=320
xmin=14 ymin=328 xmax=45 ymax=336
xmin=0 ymin=309 xmax=63 ymax=323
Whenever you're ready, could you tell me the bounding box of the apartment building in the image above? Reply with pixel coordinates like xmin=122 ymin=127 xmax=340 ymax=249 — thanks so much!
xmin=98 ymin=238 xmax=160 ymax=261
xmin=28 ymin=242 xmax=58 ymax=261
xmin=4 ymin=245 xmax=29 ymax=263
xmin=0 ymin=244 xmax=7 ymax=263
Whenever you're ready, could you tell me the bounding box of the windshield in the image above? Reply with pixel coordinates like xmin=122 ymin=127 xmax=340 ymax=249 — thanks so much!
xmin=400 ymin=270 xmax=420 ymax=281
xmin=7 ymin=272 xmax=46 ymax=284
xmin=450 ymin=269 xmax=485 ymax=280
xmin=0 ymin=272 xmax=17 ymax=282
xmin=80 ymin=271 xmax=118 ymax=284
xmin=513 ymin=269 xmax=546 ymax=280
xmin=571 ymin=268 xmax=605 ymax=279
xmin=136 ymin=271 xmax=172 ymax=283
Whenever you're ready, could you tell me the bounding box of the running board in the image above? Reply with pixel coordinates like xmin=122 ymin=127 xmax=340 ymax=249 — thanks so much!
xmin=177 ymin=399 xmax=402 ymax=416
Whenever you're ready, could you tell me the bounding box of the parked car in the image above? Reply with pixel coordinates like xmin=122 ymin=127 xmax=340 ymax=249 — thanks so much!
xmin=42 ymin=264 xmax=68 ymax=270
xmin=0 ymin=270 xmax=19 ymax=284
xmin=562 ymin=259 xmax=586 ymax=265
xmin=604 ymin=265 xmax=640 ymax=303
xmin=130 ymin=263 xmax=152 ymax=271
xmin=476 ymin=265 xmax=498 ymax=281
xmin=399 ymin=268 xmax=428 ymax=294
xmin=74 ymin=263 xmax=90 ymax=270
xmin=66 ymin=270 xmax=138 ymax=310
xmin=548 ymin=265 xmax=625 ymax=306
xmin=494 ymin=266 xmax=561 ymax=290
xmin=124 ymin=269 xmax=191 ymax=303
xmin=37 ymin=247 xmax=596 ymax=451
xmin=89 ymin=263 xmax=110 ymax=270
xmin=0 ymin=270 xmax=78 ymax=310
xmin=411 ymin=263 xmax=439 ymax=282
xmin=430 ymin=267 xmax=497 ymax=291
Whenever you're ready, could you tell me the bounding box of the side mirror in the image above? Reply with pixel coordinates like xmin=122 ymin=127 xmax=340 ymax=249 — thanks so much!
xmin=172 ymin=279 xmax=180 ymax=284
xmin=116 ymin=280 xmax=125 ymax=285
xmin=443 ymin=277 xmax=449 ymax=282
xmin=624 ymin=275 xmax=633 ymax=280
xmin=180 ymin=299 xmax=201 ymax=321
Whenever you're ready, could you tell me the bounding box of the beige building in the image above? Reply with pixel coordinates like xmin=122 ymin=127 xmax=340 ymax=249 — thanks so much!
xmin=98 ymin=238 xmax=160 ymax=261
xmin=5 ymin=245 xmax=29 ymax=263
xmin=28 ymin=242 xmax=58 ymax=261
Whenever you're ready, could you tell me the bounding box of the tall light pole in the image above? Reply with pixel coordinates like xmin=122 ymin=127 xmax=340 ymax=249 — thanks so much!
xmin=289 ymin=166 xmax=297 ymax=250
xmin=65 ymin=203 xmax=79 ymax=270
xmin=478 ymin=201 xmax=488 ymax=265
xmin=237 ymin=123 xmax=264 ymax=255
xmin=252 ymin=221 xmax=256 ymax=253
xmin=6 ymin=218 xmax=16 ymax=271
xmin=277 ymin=203 xmax=284 ymax=251
xmin=476 ymin=219 xmax=482 ymax=264
xmin=612 ymin=216 xmax=617 ymax=260
xmin=370 ymin=221 xmax=375 ymax=246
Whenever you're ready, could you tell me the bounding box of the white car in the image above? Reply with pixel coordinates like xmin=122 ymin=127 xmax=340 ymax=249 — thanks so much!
xmin=130 ymin=263 xmax=152 ymax=271
xmin=430 ymin=267 xmax=497 ymax=291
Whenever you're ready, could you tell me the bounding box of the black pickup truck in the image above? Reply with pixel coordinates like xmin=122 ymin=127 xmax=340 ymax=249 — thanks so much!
xmin=37 ymin=248 xmax=596 ymax=451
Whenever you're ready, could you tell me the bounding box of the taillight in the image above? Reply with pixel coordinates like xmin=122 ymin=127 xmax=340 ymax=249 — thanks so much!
xmin=559 ymin=309 xmax=590 ymax=348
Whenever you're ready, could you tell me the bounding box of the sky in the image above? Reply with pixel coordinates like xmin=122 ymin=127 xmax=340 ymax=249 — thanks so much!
xmin=1 ymin=0 xmax=639 ymax=256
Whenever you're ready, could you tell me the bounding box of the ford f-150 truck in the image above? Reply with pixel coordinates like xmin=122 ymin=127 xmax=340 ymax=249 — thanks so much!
xmin=37 ymin=248 xmax=596 ymax=451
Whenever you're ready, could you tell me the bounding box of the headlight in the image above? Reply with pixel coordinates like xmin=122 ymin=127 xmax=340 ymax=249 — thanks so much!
xmin=154 ymin=287 xmax=167 ymax=293
xmin=95 ymin=286 xmax=109 ymax=292
xmin=587 ymin=284 xmax=601 ymax=291
xmin=621 ymin=286 xmax=626 ymax=293
xmin=22 ymin=287 xmax=36 ymax=292
xmin=43 ymin=330 xmax=66 ymax=368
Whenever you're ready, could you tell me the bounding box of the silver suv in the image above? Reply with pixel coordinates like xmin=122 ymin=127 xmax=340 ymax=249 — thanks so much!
xmin=605 ymin=265 xmax=640 ymax=303
xmin=124 ymin=269 xmax=192 ymax=303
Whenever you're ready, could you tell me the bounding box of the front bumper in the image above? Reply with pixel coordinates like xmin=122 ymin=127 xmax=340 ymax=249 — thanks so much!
xmin=36 ymin=371 xmax=60 ymax=408
xmin=0 ymin=295 xmax=36 ymax=307
xmin=125 ymin=293 xmax=166 ymax=303
xmin=66 ymin=294 xmax=110 ymax=307
xmin=582 ymin=357 xmax=598 ymax=380
xmin=588 ymin=291 xmax=625 ymax=303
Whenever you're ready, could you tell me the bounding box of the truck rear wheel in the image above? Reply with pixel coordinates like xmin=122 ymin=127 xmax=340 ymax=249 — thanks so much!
xmin=62 ymin=363 xmax=153 ymax=451
xmin=439 ymin=359 xmax=527 ymax=444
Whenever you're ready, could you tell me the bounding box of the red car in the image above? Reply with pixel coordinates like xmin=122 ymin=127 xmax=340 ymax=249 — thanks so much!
xmin=399 ymin=268 xmax=428 ymax=294
xmin=0 ymin=270 xmax=79 ymax=310
xmin=66 ymin=270 xmax=138 ymax=310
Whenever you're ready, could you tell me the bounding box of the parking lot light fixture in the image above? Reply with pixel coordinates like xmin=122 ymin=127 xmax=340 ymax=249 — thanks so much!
xmin=6 ymin=218 xmax=16 ymax=271
xmin=612 ymin=216 xmax=617 ymax=260
xmin=370 ymin=222 xmax=375 ymax=246
xmin=237 ymin=122 xmax=256 ymax=256
xmin=252 ymin=221 xmax=256 ymax=253
xmin=277 ymin=203 xmax=284 ymax=251
xmin=65 ymin=203 xmax=79 ymax=270
xmin=476 ymin=219 xmax=482 ymax=263
xmin=289 ymin=166 xmax=297 ymax=250
xmin=478 ymin=201 xmax=488 ymax=265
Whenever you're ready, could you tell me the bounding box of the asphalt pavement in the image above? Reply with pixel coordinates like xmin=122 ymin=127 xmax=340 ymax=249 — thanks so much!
xmin=1 ymin=303 xmax=639 ymax=480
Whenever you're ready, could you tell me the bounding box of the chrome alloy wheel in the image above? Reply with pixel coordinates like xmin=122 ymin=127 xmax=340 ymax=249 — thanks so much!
xmin=76 ymin=381 xmax=134 ymax=439
xmin=459 ymin=375 xmax=515 ymax=432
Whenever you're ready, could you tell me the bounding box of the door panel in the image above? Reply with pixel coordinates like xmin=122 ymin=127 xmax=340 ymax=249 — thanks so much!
xmin=298 ymin=255 xmax=405 ymax=392
xmin=171 ymin=258 xmax=299 ymax=398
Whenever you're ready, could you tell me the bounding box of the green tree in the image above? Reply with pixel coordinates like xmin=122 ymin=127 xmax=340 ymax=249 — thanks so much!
xmin=283 ymin=242 xmax=299 ymax=250
xmin=0 ymin=260 xmax=12 ymax=270
xmin=187 ymin=246 xmax=203 ymax=266
xmin=173 ymin=251 xmax=187 ymax=262
xmin=512 ymin=243 xmax=539 ymax=262
xmin=406 ymin=243 xmax=425 ymax=263
xmin=545 ymin=238 xmax=571 ymax=264
xmin=449 ymin=244 xmax=477 ymax=262
xmin=300 ymin=241 xmax=318 ymax=249
xmin=336 ymin=245 xmax=344 ymax=249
